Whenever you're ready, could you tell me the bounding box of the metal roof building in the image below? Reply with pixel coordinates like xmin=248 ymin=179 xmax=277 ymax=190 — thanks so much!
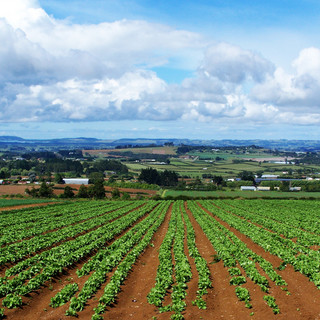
xmin=63 ymin=178 xmax=89 ymax=185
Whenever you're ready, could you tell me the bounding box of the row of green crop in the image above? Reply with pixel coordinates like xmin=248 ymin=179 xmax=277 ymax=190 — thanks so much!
xmin=180 ymin=202 xmax=211 ymax=309
xmin=66 ymin=201 xmax=170 ymax=317
xmin=231 ymin=199 xmax=320 ymax=234
xmin=148 ymin=201 xmax=212 ymax=319
xmin=200 ymin=200 xmax=320 ymax=289
xmin=219 ymin=200 xmax=320 ymax=248
xmin=0 ymin=201 xmax=120 ymax=243
xmin=91 ymin=201 xmax=171 ymax=320
xmin=4 ymin=202 xmax=143 ymax=274
xmin=0 ymin=201 xmax=159 ymax=315
xmin=189 ymin=201 xmax=285 ymax=314
xmin=0 ymin=202 xmax=137 ymax=264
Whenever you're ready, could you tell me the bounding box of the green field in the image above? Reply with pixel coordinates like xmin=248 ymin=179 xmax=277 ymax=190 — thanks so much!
xmin=0 ymin=199 xmax=56 ymax=208
xmin=162 ymin=189 xmax=320 ymax=199
xmin=0 ymin=199 xmax=319 ymax=319
xmin=187 ymin=150 xmax=270 ymax=160
xmin=127 ymin=157 xmax=320 ymax=179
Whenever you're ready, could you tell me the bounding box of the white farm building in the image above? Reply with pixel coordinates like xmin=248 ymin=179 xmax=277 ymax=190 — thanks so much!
xmin=240 ymin=186 xmax=256 ymax=191
xmin=63 ymin=178 xmax=89 ymax=185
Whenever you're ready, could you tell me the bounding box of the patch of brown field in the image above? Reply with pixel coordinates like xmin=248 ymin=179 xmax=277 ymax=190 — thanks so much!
xmin=0 ymin=184 xmax=157 ymax=199
xmin=0 ymin=184 xmax=34 ymax=196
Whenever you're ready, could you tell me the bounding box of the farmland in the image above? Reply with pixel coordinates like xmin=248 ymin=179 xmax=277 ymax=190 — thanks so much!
xmin=0 ymin=199 xmax=319 ymax=319
xmin=162 ymin=189 xmax=320 ymax=199
xmin=126 ymin=154 xmax=319 ymax=179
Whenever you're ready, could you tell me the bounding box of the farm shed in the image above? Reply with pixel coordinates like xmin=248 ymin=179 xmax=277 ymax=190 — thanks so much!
xmin=289 ymin=187 xmax=301 ymax=191
xmin=240 ymin=186 xmax=256 ymax=191
xmin=63 ymin=178 xmax=89 ymax=185
xmin=256 ymin=186 xmax=271 ymax=191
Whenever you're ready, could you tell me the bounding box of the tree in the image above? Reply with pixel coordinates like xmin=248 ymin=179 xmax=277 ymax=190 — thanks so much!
xmin=54 ymin=173 xmax=64 ymax=184
xmin=28 ymin=171 xmax=37 ymax=183
xmin=121 ymin=192 xmax=130 ymax=200
xmin=38 ymin=182 xmax=53 ymax=197
xmin=0 ymin=171 xmax=7 ymax=179
xmin=212 ymin=175 xmax=224 ymax=186
xmin=238 ymin=171 xmax=255 ymax=182
xmin=280 ymin=181 xmax=290 ymax=192
xmin=61 ymin=186 xmax=74 ymax=198
xmin=159 ymin=170 xmax=178 ymax=186
xmin=77 ymin=184 xmax=89 ymax=198
xmin=26 ymin=182 xmax=54 ymax=198
xmin=108 ymin=176 xmax=116 ymax=184
xmin=139 ymin=168 xmax=160 ymax=185
xmin=111 ymin=188 xmax=120 ymax=199
xmin=256 ymin=170 xmax=263 ymax=178
xmin=92 ymin=180 xmax=105 ymax=199
xmin=89 ymin=172 xmax=104 ymax=184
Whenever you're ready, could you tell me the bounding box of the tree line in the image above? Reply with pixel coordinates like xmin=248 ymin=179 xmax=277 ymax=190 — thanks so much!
xmin=138 ymin=168 xmax=178 ymax=186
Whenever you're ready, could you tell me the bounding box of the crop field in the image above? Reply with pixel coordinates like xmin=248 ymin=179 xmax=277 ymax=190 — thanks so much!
xmin=126 ymin=157 xmax=320 ymax=179
xmin=0 ymin=199 xmax=319 ymax=319
xmin=0 ymin=199 xmax=56 ymax=208
xmin=162 ymin=189 xmax=320 ymax=199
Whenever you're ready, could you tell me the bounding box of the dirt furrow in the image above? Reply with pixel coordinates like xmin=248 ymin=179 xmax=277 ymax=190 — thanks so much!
xmin=185 ymin=202 xmax=253 ymax=320
xmin=97 ymin=203 xmax=173 ymax=320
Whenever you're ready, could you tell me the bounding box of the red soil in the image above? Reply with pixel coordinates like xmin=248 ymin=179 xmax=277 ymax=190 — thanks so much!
xmin=0 ymin=184 xmax=157 ymax=199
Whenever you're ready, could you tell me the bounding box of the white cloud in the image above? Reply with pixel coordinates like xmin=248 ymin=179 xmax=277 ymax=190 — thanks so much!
xmin=0 ymin=0 xmax=203 ymax=76
xmin=1 ymin=0 xmax=320 ymax=128
xmin=199 ymin=43 xmax=274 ymax=83
xmin=251 ymin=47 xmax=320 ymax=112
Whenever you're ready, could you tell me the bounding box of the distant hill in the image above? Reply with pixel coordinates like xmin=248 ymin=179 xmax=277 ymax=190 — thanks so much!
xmin=0 ymin=136 xmax=25 ymax=142
xmin=1 ymin=136 xmax=320 ymax=151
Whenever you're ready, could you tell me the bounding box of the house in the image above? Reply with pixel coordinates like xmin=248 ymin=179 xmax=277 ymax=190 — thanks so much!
xmin=240 ymin=186 xmax=256 ymax=191
xmin=63 ymin=178 xmax=89 ymax=185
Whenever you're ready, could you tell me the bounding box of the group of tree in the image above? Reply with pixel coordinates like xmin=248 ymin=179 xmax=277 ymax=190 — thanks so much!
xmin=25 ymin=180 xmax=106 ymax=199
xmin=0 ymin=155 xmax=128 ymax=181
xmin=25 ymin=182 xmax=54 ymax=198
xmin=138 ymin=168 xmax=178 ymax=186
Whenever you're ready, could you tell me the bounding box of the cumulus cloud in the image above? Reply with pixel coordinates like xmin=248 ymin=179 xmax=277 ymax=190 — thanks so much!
xmin=1 ymin=70 xmax=167 ymax=122
xmin=1 ymin=0 xmax=320 ymax=127
xmin=199 ymin=43 xmax=274 ymax=83
xmin=252 ymin=47 xmax=320 ymax=113
xmin=0 ymin=0 xmax=203 ymax=76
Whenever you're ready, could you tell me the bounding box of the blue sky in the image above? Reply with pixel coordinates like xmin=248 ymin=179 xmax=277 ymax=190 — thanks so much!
xmin=1 ymin=0 xmax=320 ymax=140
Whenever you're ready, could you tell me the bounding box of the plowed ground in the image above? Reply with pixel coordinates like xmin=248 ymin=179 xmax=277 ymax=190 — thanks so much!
xmin=2 ymin=200 xmax=320 ymax=320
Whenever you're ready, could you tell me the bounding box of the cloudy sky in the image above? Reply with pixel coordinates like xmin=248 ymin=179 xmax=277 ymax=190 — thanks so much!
xmin=1 ymin=0 xmax=320 ymax=140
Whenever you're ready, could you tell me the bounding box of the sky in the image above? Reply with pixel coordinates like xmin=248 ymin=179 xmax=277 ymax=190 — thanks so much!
xmin=1 ymin=0 xmax=320 ymax=140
